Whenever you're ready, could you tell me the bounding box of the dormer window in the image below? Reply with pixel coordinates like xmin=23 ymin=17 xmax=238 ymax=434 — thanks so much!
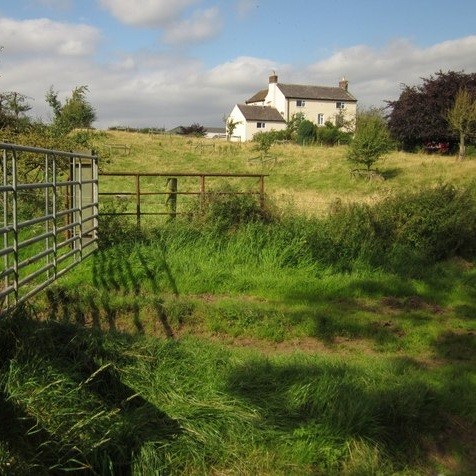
xmin=336 ymin=102 xmax=345 ymax=109
xmin=296 ymin=100 xmax=306 ymax=107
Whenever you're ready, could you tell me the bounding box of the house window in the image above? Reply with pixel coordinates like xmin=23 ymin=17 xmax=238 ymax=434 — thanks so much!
xmin=336 ymin=101 xmax=345 ymax=109
xmin=257 ymin=122 xmax=265 ymax=128
xmin=296 ymin=100 xmax=306 ymax=107
xmin=317 ymin=114 xmax=324 ymax=125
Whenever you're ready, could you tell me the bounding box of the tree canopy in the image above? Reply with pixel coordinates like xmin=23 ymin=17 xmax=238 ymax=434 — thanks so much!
xmin=179 ymin=123 xmax=206 ymax=136
xmin=347 ymin=109 xmax=393 ymax=171
xmin=387 ymin=71 xmax=476 ymax=151
xmin=446 ymin=88 xmax=476 ymax=160
xmin=46 ymin=85 xmax=96 ymax=134
xmin=0 ymin=91 xmax=32 ymax=130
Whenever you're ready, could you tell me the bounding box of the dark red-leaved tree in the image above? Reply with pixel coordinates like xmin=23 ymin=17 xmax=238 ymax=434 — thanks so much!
xmin=387 ymin=71 xmax=476 ymax=151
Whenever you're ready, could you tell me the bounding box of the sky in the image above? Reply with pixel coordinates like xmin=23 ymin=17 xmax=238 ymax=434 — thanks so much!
xmin=1 ymin=0 xmax=475 ymax=130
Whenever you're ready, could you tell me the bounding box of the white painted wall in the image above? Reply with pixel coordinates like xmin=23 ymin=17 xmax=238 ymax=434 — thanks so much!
xmin=227 ymin=105 xmax=287 ymax=141
xmin=228 ymin=105 xmax=247 ymax=141
xmin=287 ymin=99 xmax=357 ymax=127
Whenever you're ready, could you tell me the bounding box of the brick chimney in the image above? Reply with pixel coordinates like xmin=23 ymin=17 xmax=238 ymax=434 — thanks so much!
xmin=339 ymin=77 xmax=349 ymax=91
xmin=269 ymin=72 xmax=278 ymax=84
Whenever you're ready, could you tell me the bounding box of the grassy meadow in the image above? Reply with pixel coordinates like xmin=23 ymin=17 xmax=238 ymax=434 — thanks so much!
xmin=1 ymin=130 xmax=475 ymax=475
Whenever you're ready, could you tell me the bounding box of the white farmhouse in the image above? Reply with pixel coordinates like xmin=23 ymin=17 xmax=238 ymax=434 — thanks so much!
xmin=227 ymin=74 xmax=357 ymax=141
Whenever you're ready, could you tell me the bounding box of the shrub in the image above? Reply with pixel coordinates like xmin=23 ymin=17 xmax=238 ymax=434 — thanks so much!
xmin=191 ymin=184 xmax=275 ymax=232
xmin=378 ymin=184 xmax=476 ymax=267
xmin=296 ymin=120 xmax=317 ymax=145
xmin=316 ymin=121 xmax=341 ymax=146
xmin=309 ymin=184 xmax=476 ymax=273
xmin=347 ymin=110 xmax=393 ymax=171
xmin=97 ymin=200 xmax=144 ymax=248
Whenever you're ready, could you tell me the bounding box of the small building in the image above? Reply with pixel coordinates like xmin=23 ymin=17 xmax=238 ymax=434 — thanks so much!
xmin=228 ymin=104 xmax=286 ymax=142
xmin=227 ymin=73 xmax=357 ymax=141
xmin=204 ymin=126 xmax=226 ymax=139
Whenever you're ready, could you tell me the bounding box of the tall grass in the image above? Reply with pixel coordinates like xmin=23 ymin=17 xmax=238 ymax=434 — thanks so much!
xmin=1 ymin=134 xmax=476 ymax=474
xmin=1 ymin=308 xmax=474 ymax=475
xmin=91 ymin=130 xmax=476 ymax=215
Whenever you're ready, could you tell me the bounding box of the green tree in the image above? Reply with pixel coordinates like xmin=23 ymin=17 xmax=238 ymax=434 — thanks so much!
xmin=225 ymin=117 xmax=241 ymax=140
xmin=446 ymin=88 xmax=476 ymax=160
xmin=252 ymin=131 xmax=275 ymax=156
xmin=286 ymin=112 xmax=305 ymax=139
xmin=46 ymin=85 xmax=96 ymax=133
xmin=348 ymin=110 xmax=393 ymax=171
xmin=296 ymin=119 xmax=317 ymax=145
xmin=0 ymin=92 xmax=32 ymax=130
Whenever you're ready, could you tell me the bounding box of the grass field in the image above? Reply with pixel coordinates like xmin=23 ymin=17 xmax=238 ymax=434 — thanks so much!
xmin=1 ymin=130 xmax=475 ymax=475
xmin=94 ymin=130 xmax=476 ymax=215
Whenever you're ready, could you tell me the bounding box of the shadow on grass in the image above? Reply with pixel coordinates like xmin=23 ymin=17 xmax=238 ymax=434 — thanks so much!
xmin=0 ymin=311 xmax=182 ymax=474
xmin=46 ymin=243 xmax=179 ymax=338
xmin=277 ymin=259 xmax=475 ymax=348
xmin=225 ymin=355 xmax=475 ymax=473
xmin=433 ymin=331 xmax=476 ymax=361
xmin=380 ymin=167 xmax=402 ymax=180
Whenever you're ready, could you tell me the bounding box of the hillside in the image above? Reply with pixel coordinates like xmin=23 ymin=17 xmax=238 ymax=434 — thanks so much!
xmin=1 ymin=130 xmax=475 ymax=475
xmin=92 ymin=130 xmax=476 ymax=215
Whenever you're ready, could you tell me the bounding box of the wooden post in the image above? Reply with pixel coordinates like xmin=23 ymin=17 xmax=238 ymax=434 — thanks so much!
xmin=166 ymin=177 xmax=178 ymax=219
xmin=136 ymin=174 xmax=140 ymax=228
xmin=200 ymin=175 xmax=206 ymax=211
xmin=259 ymin=175 xmax=265 ymax=211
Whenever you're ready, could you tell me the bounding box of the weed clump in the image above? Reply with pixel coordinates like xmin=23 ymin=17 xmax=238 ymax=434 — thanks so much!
xmin=189 ymin=184 xmax=275 ymax=233
xmin=311 ymin=183 xmax=476 ymax=273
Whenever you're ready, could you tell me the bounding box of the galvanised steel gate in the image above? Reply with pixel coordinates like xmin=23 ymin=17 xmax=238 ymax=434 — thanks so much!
xmin=1 ymin=143 xmax=98 ymax=314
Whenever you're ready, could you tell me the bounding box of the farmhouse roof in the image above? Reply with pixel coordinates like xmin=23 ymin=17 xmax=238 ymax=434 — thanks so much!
xmin=246 ymin=89 xmax=268 ymax=104
xmin=277 ymin=83 xmax=357 ymax=101
xmin=236 ymin=104 xmax=286 ymax=122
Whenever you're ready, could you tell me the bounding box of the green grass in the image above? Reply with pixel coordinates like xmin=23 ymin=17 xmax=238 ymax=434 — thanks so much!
xmin=1 ymin=131 xmax=475 ymax=474
xmin=92 ymin=130 xmax=476 ymax=215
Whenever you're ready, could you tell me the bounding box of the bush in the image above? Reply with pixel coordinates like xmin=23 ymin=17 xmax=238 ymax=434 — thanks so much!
xmin=316 ymin=121 xmax=340 ymax=146
xmin=309 ymin=184 xmax=476 ymax=273
xmin=97 ymin=200 xmax=144 ymax=248
xmin=190 ymin=184 xmax=275 ymax=232
xmin=379 ymin=184 xmax=476 ymax=267
xmin=348 ymin=111 xmax=393 ymax=171
xmin=297 ymin=120 xmax=317 ymax=145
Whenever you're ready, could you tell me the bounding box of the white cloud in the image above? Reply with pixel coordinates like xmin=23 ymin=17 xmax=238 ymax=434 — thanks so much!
xmin=2 ymin=15 xmax=475 ymax=130
xmin=207 ymin=56 xmax=281 ymax=90
xmin=0 ymin=18 xmax=100 ymax=57
xmin=99 ymin=0 xmax=199 ymax=27
xmin=163 ymin=7 xmax=222 ymax=45
xmin=306 ymin=36 xmax=476 ymax=107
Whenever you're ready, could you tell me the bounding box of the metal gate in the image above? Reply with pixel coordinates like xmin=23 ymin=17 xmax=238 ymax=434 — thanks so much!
xmin=1 ymin=143 xmax=98 ymax=314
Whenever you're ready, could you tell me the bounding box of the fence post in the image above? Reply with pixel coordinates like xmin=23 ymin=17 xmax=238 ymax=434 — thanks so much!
xmin=136 ymin=174 xmax=141 ymax=228
xmin=259 ymin=175 xmax=265 ymax=211
xmin=200 ymin=175 xmax=206 ymax=211
xmin=166 ymin=177 xmax=178 ymax=219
